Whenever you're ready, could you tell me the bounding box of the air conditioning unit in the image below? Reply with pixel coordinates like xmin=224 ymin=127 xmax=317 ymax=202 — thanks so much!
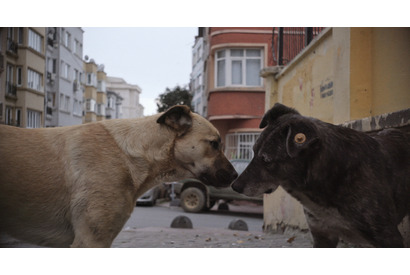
xmin=50 ymin=73 xmax=56 ymax=81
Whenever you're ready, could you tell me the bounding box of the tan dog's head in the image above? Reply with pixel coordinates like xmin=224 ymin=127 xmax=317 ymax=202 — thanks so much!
xmin=157 ymin=105 xmax=238 ymax=188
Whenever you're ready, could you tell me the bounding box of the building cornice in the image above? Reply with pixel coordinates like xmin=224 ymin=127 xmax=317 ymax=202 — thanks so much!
xmin=208 ymin=114 xmax=262 ymax=121
xmin=210 ymin=30 xmax=272 ymax=37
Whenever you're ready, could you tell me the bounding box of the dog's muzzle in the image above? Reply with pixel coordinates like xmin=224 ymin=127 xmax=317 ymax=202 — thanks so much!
xmin=216 ymin=169 xmax=238 ymax=186
xmin=199 ymin=169 xmax=238 ymax=188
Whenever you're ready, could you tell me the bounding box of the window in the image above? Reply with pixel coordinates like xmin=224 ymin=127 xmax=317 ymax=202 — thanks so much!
xmin=61 ymin=61 xmax=70 ymax=79
xmin=59 ymin=93 xmax=65 ymax=110
xmin=225 ymin=132 xmax=261 ymax=160
xmin=18 ymin=28 xmax=23 ymax=45
xmin=6 ymin=64 xmax=13 ymax=85
xmin=6 ymin=65 xmax=16 ymax=96
xmin=7 ymin=28 xmax=14 ymax=39
xmin=59 ymin=94 xmax=70 ymax=112
xmin=73 ymin=99 xmax=82 ymax=116
xmin=73 ymin=39 xmax=82 ymax=56
xmin=64 ymin=31 xmax=71 ymax=49
xmin=74 ymin=69 xmax=79 ymax=82
xmin=97 ymin=104 xmax=106 ymax=116
xmin=27 ymin=110 xmax=41 ymax=128
xmin=27 ymin=69 xmax=42 ymax=92
xmin=5 ymin=106 xmax=12 ymax=125
xmin=86 ymin=73 xmax=96 ymax=86
xmin=17 ymin=67 xmax=22 ymax=86
xmin=215 ymin=49 xmax=263 ymax=87
xmin=73 ymin=39 xmax=77 ymax=54
xmin=108 ymin=96 xmax=114 ymax=108
xmin=47 ymin=58 xmax=56 ymax=74
xmin=86 ymin=99 xmax=96 ymax=112
xmin=15 ymin=109 xmax=21 ymax=127
xmin=97 ymin=80 xmax=106 ymax=92
xmin=28 ymin=29 xmax=42 ymax=53
xmin=52 ymin=59 xmax=57 ymax=74
xmin=47 ymin=92 xmax=56 ymax=108
xmin=65 ymin=96 xmax=70 ymax=111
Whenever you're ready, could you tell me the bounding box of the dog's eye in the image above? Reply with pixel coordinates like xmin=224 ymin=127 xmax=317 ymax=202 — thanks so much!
xmin=209 ymin=140 xmax=220 ymax=150
xmin=294 ymin=133 xmax=306 ymax=144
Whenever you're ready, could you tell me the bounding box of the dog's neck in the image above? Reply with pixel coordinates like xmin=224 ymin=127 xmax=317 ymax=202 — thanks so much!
xmin=101 ymin=117 xmax=185 ymax=187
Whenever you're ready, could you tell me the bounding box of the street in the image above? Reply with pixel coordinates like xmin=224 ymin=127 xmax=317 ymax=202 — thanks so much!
xmin=0 ymin=200 xmax=313 ymax=248
xmin=124 ymin=200 xmax=264 ymax=232
xmin=112 ymin=201 xmax=313 ymax=248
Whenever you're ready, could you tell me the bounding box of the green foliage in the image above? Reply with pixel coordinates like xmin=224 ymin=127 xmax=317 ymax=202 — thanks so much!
xmin=156 ymin=85 xmax=193 ymax=113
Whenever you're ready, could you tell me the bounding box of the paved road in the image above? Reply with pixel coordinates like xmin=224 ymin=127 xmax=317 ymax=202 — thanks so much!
xmin=0 ymin=201 xmax=313 ymax=248
xmin=116 ymin=201 xmax=312 ymax=248
xmin=124 ymin=201 xmax=265 ymax=232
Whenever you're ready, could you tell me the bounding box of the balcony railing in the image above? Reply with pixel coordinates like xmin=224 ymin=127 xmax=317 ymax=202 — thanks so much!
xmin=6 ymin=82 xmax=17 ymax=97
xmin=272 ymin=27 xmax=325 ymax=66
xmin=7 ymin=39 xmax=18 ymax=55
xmin=0 ymin=53 xmax=4 ymax=72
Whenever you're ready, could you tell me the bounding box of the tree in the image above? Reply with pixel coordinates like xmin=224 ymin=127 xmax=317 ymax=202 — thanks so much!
xmin=156 ymin=85 xmax=193 ymax=113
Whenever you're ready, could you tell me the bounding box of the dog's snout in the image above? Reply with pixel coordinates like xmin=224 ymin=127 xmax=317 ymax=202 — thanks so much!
xmin=216 ymin=169 xmax=237 ymax=185
xmin=231 ymin=180 xmax=244 ymax=193
xmin=232 ymin=170 xmax=238 ymax=181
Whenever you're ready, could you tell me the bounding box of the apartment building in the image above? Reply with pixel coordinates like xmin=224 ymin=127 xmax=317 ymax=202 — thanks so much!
xmin=190 ymin=28 xmax=207 ymax=117
xmin=106 ymin=76 xmax=144 ymax=118
xmin=0 ymin=27 xmax=46 ymax=128
xmin=83 ymin=58 xmax=108 ymax=123
xmin=45 ymin=27 xmax=84 ymax=127
xmin=191 ymin=27 xmax=274 ymax=160
xmin=106 ymin=90 xmax=123 ymax=119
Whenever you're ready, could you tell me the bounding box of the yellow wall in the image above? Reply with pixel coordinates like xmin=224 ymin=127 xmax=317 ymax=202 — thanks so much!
xmin=349 ymin=28 xmax=410 ymax=119
xmin=372 ymin=28 xmax=410 ymax=116
xmin=262 ymin=27 xmax=410 ymax=235
xmin=84 ymin=86 xmax=97 ymax=99
xmin=275 ymin=28 xmax=335 ymax=123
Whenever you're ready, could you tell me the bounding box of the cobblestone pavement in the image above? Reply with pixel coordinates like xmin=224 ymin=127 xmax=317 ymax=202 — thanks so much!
xmin=1 ymin=227 xmax=313 ymax=248
xmin=112 ymin=227 xmax=313 ymax=248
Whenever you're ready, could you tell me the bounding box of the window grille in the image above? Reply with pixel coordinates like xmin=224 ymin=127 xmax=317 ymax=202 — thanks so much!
xmin=225 ymin=132 xmax=260 ymax=160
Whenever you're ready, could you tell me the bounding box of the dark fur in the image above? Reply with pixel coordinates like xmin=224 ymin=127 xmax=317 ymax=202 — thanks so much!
xmin=232 ymin=103 xmax=410 ymax=247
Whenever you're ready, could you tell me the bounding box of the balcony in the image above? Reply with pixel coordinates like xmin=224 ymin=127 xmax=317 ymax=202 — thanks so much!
xmin=272 ymin=27 xmax=325 ymax=66
xmin=7 ymin=39 xmax=18 ymax=55
xmin=0 ymin=53 xmax=4 ymax=73
xmin=6 ymin=82 xmax=17 ymax=99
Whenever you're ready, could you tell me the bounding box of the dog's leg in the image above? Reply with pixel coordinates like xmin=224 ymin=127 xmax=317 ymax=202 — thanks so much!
xmin=310 ymin=230 xmax=339 ymax=248
xmin=69 ymin=200 xmax=130 ymax=248
xmin=70 ymin=218 xmax=116 ymax=248
xmin=304 ymin=210 xmax=339 ymax=248
xmin=365 ymin=225 xmax=404 ymax=248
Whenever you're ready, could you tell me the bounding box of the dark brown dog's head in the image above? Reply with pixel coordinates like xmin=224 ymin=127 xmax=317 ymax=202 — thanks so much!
xmin=157 ymin=105 xmax=238 ymax=188
xmin=231 ymin=103 xmax=320 ymax=196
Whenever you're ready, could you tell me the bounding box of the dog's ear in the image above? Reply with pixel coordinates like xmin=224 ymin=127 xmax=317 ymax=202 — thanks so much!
xmin=260 ymin=103 xmax=300 ymax=128
xmin=157 ymin=105 xmax=192 ymax=134
xmin=285 ymin=122 xmax=319 ymax=158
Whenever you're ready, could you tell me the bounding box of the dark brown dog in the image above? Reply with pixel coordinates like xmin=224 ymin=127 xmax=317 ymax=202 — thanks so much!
xmin=0 ymin=105 xmax=237 ymax=247
xmin=232 ymin=103 xmax=410 ymax=247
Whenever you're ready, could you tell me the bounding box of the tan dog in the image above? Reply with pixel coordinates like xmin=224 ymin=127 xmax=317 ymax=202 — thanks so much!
xmin=0 ymin=105 xmax=237 ymax=247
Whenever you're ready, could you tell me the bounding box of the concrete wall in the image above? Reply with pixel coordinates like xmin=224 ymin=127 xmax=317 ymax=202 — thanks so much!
xmin=261 ymin=27 xmax=410 ymax=240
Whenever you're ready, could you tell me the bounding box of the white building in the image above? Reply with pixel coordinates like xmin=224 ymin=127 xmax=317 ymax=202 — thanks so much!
xmin=190 ymin=28 xmax=208 ymax=117
xmin=45 ymin=27 xmax=84 ymax=127
xmin=106 ymin=76 xmax=144 ymax=118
